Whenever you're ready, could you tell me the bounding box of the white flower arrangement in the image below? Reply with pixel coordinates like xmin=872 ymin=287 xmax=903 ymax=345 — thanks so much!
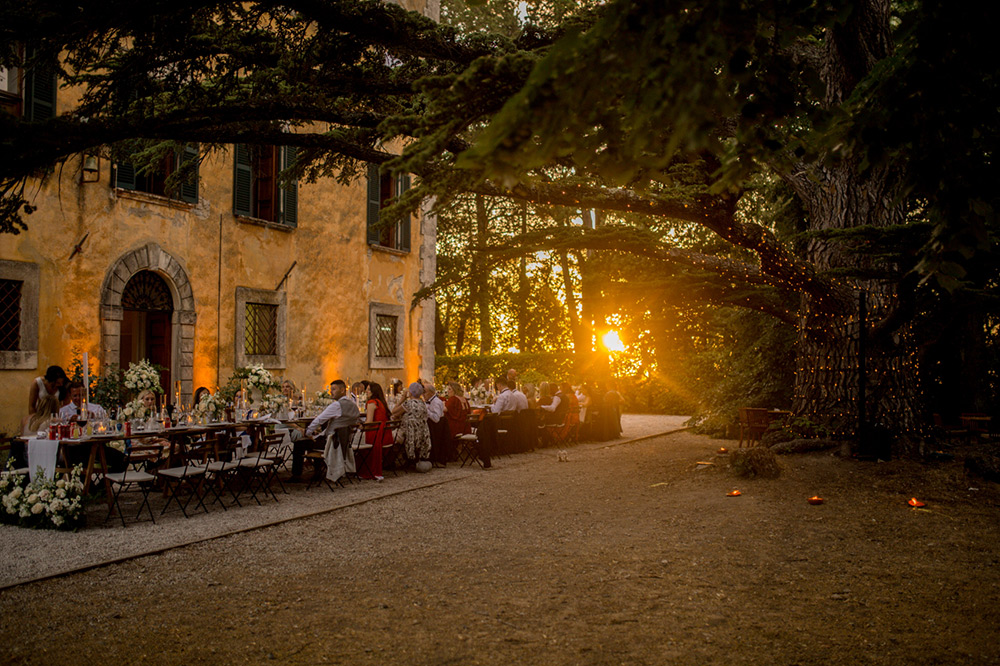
xmin=259 ymin=392 xmax=290 ymax=416
xmin=314 ymin=390 xmax=333 ymax=407
xmin=193 ymin=392 xmax=225 ymax=420
xmin=123 ymin=359 xmax=163 ymax=395
xmin=243 ymin=364 xmax=278 ymax=395
xmin=1 ymin=461 xmax=85 ymax=529
xmin=119 ymin=397 xmax=152 ymax=422
xmin=469 ymin=385 xmax=488 ymax=404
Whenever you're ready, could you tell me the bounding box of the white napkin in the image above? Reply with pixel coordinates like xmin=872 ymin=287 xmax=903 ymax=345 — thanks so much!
xmin=27 ymin=438 xmax=58 ymax=481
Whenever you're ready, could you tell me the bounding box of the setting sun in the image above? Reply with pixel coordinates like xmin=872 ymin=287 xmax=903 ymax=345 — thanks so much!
xmin=602 ymin=330 xmax=626 ymax=351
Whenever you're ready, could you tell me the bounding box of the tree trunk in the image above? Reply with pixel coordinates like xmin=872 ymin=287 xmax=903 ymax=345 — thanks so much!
xmin=786 ymin=0 xmax=921 ymax=451
xmin=474 ymin=194 xmax=493 ymax=355
xmin=517 ymin=202 xmax=529 ymax=352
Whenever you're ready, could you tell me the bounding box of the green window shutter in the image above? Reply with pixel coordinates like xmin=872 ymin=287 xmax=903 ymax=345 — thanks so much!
xmin=366 ymin=163 xmax=381 ymax=244
xmin=23 ymin=51 xmax=57 ymax=122
xmin=115 ymin=162 xmax=137 ymax=191
xmin=397 ymin=173 xmax=411 ymax=252
xmin=179 ymin=144 xmax=199 ymax=204
xmin=280 ymin=145 xmax=298 ymax=227
xmin=233 ymin=143 xmax=253 ymax=217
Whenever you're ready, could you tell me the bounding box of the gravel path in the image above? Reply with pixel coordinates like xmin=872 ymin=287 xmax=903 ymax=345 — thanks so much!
xmin=0 ymin=414 xmax=689 ymax=588
xmin=3 ymin=415 xmax=998 ymax=665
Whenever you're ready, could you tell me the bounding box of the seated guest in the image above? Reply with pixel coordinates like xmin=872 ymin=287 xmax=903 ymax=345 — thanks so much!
xmin=289 ymin=379 xmax=358 ymax=481
xmin=540 ymin=381 xmax=570 ymax=425
xmin=279 ymin=380 xmax=299 ymax=407
xmin=362 ymin=382 xmax=392 ymax=479
xmin=511 ymin=382 xmax=529 ymax=412
xmin=424 ymin=382 xmax=445 ymax=423
xmin=444 ymin=382 xmax=472 ymax=439
xmin=523 ymin=383 xmax=538 ymax=409
xmin=193 ymin=386 xmax=212 ymax=406
xmin=58 ymin=381 xmax=108 ymax=421
xmin=390 ymin=381 xmax=432 ymax=465
xmin=29 ymin=365 xmax=68 ymax=416
xmin=491 ymin=378 xmax=521 ymax=413
xmin=424 ymin=382 xmax=450 ymax=465
xmin=506 ymin=367 xmax=518 ymax=385
xmin=537 ymin=382 xmax=553 ymax=407
xmin=21 ymin=396 xmax=61 ymax=437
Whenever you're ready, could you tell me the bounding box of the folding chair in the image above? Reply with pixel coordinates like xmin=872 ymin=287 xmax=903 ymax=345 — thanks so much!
xmin=104 ymin=442 xmax=162 ymax=527
xmin=381 ymin=420 xmax=404 ymax=475
xmin=356 ymin=422 xmax=383 ymax=479
xmin=261 ymin=432 xmax=292 ymax=494
xmin=157 ymin=439 xmax=211 ymax=518
xmin=237 ymin=433 xmax=282 ymax=505
xmin=306 ymin=425 xmax=356 ymax=491
xmin=202 ymin=436 xmax=243 ymax=510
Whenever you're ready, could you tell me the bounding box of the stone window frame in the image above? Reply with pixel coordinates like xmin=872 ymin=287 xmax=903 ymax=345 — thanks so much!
xmin=368 ymin=302 xmax=404 ymax=370
xmin=0 ymin=259 xmax=39 ymax=370
xmin=235 ymin=287 xmax=286 ymax=369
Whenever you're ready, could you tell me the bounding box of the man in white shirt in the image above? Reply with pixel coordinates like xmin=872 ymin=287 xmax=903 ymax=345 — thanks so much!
xmin=290 ymin=379 xmax=359 ymax=480
xmin=491 ymin=378 xmax=521 ymax=413
xmin=58 ymin=381 xmax=108 ymax=420
xmin=423 ymin=382 xmax=445 ymax=423
xmin=511 ymin=384 xmax=529 ymax=412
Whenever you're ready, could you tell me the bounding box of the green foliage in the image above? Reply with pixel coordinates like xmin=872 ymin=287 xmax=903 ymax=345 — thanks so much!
xmin=435 ymin=351 xmax=575 ymax=385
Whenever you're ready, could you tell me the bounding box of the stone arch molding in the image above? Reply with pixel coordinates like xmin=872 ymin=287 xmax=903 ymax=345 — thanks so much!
xmin=100 ymin=243 xmax=196 ymax=404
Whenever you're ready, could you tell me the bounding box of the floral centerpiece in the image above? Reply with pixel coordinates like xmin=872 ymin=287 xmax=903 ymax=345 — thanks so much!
xmin=123 ymin=359 xmax=163 ymax=395
xmin=119 ymin=397 xmax=152 ymax=422
xmin=260 ymin=392 xmax=290 ymax=417
xmin=469 ymin=385 xmax=489 ymax=405
xmin=244 ymin=364 xmax=279 ymax=395
xmin=314 ymin=390 xmax=333 ymax=408
xmin=193 ymin=392 xmax=225 ymax=420
xmin=1 ymin=462 xmax=86 ymax=530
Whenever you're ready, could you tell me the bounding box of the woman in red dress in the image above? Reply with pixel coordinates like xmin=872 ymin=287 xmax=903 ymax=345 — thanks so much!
xmin=444 ymin=381 xmax=472 ymax=439
xmin=362 ymin=382 xmax=393 ymax=479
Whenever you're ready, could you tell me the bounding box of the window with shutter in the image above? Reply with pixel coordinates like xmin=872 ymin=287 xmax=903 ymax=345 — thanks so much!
xmin=366 ymin=164 xmax=412 ymax=252
xmin=22 ymin=49 xmax=57 ymax=122
xmin=233 ymin=144 xmax=298 ymax=226
xmin=114 ymin=144 xmax=199 ymax=203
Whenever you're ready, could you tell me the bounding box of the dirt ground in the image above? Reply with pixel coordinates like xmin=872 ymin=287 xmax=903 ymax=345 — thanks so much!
xmin=2 ymin=429 xmax=999 ymax=665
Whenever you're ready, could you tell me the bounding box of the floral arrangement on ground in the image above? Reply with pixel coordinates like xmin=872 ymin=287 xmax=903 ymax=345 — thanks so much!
xmin=1 ymin=463 xmax=86 ymax=530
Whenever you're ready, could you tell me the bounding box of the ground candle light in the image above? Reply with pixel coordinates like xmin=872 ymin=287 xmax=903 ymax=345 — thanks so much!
xmin=908 ymin=498 xmax=926 ymax=508
xmin=808 ymin=496 xmax=824 ymax=505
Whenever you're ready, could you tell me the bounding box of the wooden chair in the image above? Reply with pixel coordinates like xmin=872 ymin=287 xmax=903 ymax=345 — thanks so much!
xmin=237 ymin=433 xmax=283 ymax=504
xmin=356 ymin=421 xmax=383 ymax=479
xmin=156 ymin=439 xmax=211 ymax=518
xmin=739 ymin=408 xmax=771 ymax=447
xmin=104 ymin=442 xmax=163 ymax=527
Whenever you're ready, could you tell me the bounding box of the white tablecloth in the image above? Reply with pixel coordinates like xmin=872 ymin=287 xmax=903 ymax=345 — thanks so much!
xmin=26 ymin=438 xmax=58 ymax=482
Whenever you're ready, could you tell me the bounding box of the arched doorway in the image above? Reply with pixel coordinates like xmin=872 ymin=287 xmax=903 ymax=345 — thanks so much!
xmin=120 ymin=271 xmax=173 ymax=399
xmin=100 ymin=243 xmax=197 ymax=406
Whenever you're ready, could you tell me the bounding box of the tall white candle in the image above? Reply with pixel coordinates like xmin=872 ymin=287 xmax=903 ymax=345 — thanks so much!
xmin=82 ymin=352 xmax=90 ymax=415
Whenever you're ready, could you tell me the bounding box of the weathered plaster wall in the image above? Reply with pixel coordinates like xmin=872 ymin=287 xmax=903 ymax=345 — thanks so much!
xmin=0 ymin=141 xmax=430 ymax=431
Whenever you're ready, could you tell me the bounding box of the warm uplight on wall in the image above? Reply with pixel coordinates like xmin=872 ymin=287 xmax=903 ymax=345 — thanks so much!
xmin=602 ymin=330 xmax=625 ymax=352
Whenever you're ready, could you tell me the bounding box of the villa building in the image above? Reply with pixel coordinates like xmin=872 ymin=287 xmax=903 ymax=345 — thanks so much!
xmin=0 ymin=0 xmax=439 ymax=429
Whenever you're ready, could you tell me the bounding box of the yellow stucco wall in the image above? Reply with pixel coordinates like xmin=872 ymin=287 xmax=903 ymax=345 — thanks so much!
xmin=0 ymin=149 xmax=432 ymax=431
xmin=0 ymin=89 xmax=437 ymax=431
